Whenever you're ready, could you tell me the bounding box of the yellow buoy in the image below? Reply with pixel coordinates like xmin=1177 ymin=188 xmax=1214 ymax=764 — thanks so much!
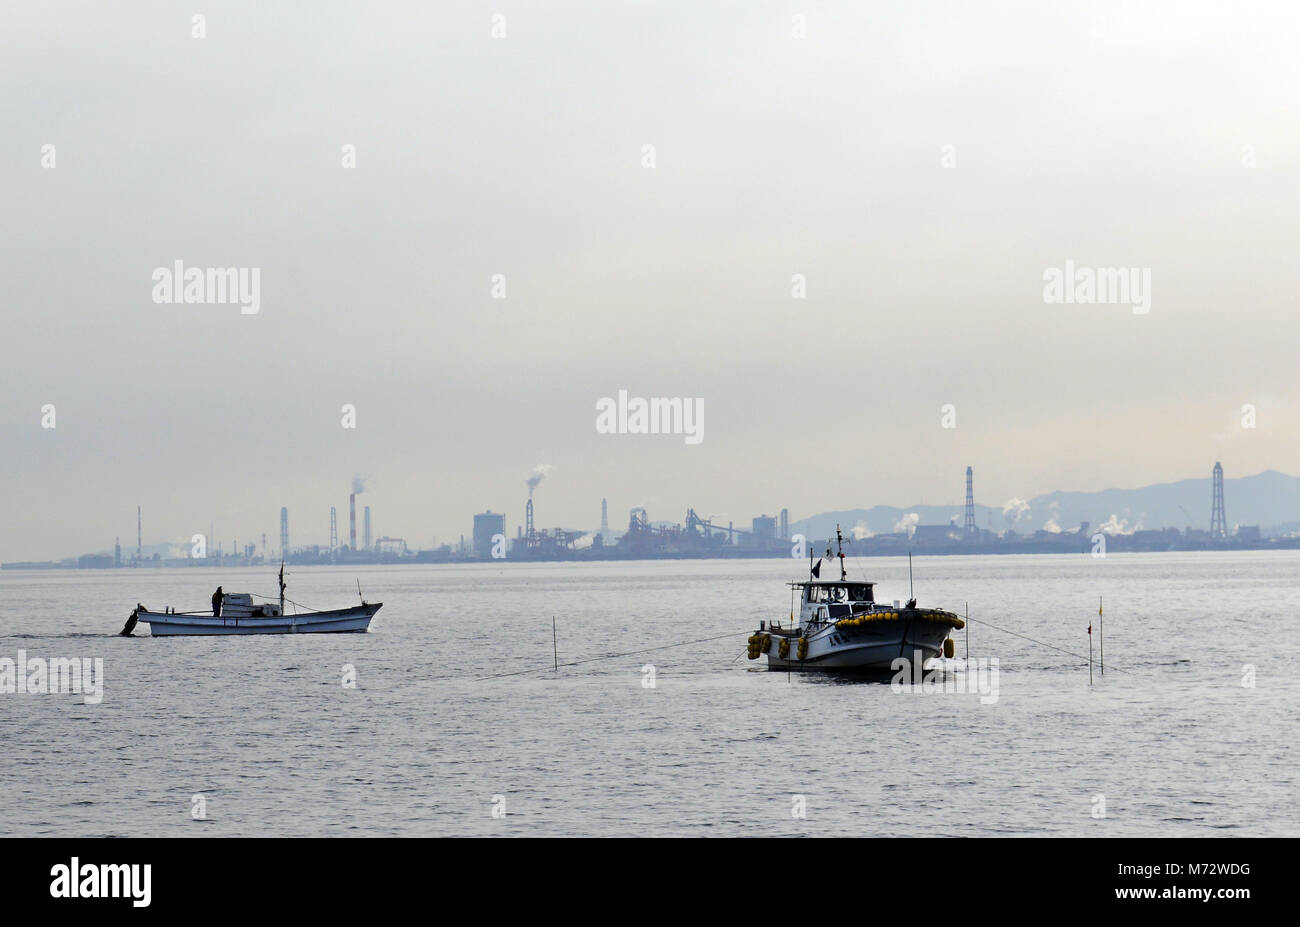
xmin=943 ymin=638 xmax=955 ymax=658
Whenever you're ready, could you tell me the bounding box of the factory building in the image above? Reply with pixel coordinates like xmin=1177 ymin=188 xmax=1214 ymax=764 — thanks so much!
xmin=912 ymin=524 xmax=962 ymax=545
xmin=473 ymin=511 xmax=506 ymax=559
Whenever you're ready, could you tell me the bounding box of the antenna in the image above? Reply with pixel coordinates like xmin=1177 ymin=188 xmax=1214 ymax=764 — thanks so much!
xmin=908 ymin=551 xmax=914 ymax=601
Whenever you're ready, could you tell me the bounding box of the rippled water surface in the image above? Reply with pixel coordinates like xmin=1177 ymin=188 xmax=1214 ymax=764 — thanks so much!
xmin=2 ymin=552 xmax=1297 ymax=836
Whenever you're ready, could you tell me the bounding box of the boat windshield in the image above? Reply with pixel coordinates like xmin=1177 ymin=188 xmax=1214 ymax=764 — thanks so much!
xmin=805 ymin=584 xmax=874 ymax=603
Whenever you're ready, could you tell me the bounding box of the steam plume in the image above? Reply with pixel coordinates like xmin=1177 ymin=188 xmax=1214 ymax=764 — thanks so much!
xmin=526 ymin=464 xmax=551 ymax=497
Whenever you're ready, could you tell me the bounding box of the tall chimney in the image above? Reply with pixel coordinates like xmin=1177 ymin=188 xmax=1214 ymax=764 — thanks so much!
xmin=349 ymin=493 xmax=357 ymax=549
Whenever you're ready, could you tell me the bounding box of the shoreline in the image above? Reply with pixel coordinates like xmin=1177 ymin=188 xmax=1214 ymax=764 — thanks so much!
xmin=7 ymin=539 xmax=1300 ymax=570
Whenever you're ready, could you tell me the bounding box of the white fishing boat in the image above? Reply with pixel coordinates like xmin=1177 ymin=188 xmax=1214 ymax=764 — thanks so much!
xmin=747 ymin=527 xmax=963 ymax=671
xmin=120 ymin=566 xmax=381 ymax=637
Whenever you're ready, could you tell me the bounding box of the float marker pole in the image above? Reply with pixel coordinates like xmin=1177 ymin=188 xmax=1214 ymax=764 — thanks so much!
xmin=1099 ymin=596 xmax=1104 ymax=676
xmin=1088 ymin=621 xmax=1094 ymax=686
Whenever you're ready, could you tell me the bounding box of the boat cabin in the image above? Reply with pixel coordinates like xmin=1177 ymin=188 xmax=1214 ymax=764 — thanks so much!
xmin=219 ymin=593 xmax=281 ymax=618
xmin=786 ymin=581 xmax=876 ymax=627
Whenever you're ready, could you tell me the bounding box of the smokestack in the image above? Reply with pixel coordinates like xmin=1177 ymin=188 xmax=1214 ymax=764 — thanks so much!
xmin=350 ymin=493 xmax=357 ymax=550
xmin=363 ymin=506 xmax=372 ymax=551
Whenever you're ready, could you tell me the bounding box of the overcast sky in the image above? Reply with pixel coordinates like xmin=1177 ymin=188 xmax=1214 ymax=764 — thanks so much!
xmin=3 ymin=1 xmax=1299 ymax=560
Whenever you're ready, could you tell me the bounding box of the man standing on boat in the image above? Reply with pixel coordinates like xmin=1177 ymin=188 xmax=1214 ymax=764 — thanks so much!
xmin=212 ymin=586 xmax=223 ymax=617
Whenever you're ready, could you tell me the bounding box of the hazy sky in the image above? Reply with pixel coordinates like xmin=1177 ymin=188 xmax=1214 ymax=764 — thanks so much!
xmin=3 ymin=1 xmax=1299 ymax=560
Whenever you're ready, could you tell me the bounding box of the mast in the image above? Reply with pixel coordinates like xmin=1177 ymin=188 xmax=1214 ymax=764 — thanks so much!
xmin=278 ymin=562 xmax=286 ymax=615
xmin=836 ymin=524 xmax=847 ymax=581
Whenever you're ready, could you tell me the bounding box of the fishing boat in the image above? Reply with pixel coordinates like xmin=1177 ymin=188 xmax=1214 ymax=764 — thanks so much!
xmin=119 ymin=566 xmax=381 ymax=637
xmin=747 ymin=527 xmax=963 ymax=671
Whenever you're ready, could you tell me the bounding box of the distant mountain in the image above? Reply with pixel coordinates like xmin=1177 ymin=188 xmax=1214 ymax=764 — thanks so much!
xmin=791 ymin=470 xmax=1300 ymax=540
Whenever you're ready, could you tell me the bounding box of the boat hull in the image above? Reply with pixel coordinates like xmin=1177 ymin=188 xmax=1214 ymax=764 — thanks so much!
xmin=754 ymin=610 xmax=955 ymax=671
xmin=138 ymin=603 xmax=381 ymax=636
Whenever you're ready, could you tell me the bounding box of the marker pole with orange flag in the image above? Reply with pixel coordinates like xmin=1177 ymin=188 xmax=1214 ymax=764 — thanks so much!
xmin=1088 ymin=619 xmax=1094 ymax=685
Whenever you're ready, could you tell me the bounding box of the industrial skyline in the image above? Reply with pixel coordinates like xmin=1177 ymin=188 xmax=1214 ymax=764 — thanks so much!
xmin=8 ymin=460 xmax=1287 ymax=569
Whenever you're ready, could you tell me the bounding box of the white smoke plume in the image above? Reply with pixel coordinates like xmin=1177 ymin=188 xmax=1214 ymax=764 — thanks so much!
xmin=1002 ymin=498 xmax=1030 ymax=528
xmin=894 ymin=513 xmax=919 ymax=536
xmin=851 ymin=520 xmax=874 ymax=540
xmin=1098 ymin=513 xmax=1143 ymax=535
xmin=351 ymin=474 xmax=367 ymax=495
xmin=526 ymin=464 xmax=552 ymax=497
